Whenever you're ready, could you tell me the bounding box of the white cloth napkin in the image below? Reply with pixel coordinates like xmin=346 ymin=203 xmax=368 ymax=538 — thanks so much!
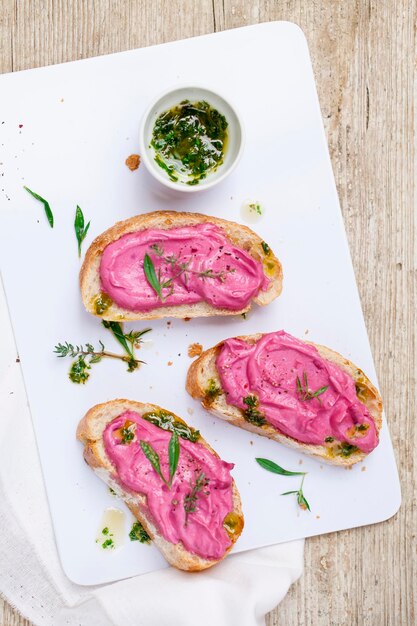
xmin=0 ymin=284 xmax=303 ymax=626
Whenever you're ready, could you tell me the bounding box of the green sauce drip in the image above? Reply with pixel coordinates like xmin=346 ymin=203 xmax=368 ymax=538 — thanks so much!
xmin=142 ymin=410 xmax=200 ymax=442
xmin=151 ymin=100 xmax=228 ymax=185
xmin=94 ymin=293 xmax=113 ymax=315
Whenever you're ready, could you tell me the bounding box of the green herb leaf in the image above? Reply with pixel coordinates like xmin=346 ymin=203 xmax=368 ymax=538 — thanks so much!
xmin=184 ymin=472 xmax=210 ymax=526
xmin=129 ymin=521 xmax=151 ymax=543
xmin=298 ymin=492 xmax=311 ymax=511
xmin=256 ymin=458 xmax=306 ymax=476
xmin=281 ymin=490 xmax=299 ymax=496
xmin=168 ymin=430 xmax=180 ymax=487
xmin=102 ymin=320 xmax=134 ymax=359
xmin=23 ymin=186 xmax=54 ymax=227
xmin=261 ymin=241 xmax=270 ymax=255
xmin=74 ymin=205 xmax=90 ymax=257
xmin=296 ymin=370 xmax=328 ymax=403
xmin=143 ymin=253 xmax=162 ymax=298
xmin=140 ymin=440 xmax=168 ymax=487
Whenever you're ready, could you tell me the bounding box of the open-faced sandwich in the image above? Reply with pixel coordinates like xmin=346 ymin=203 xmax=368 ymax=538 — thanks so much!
xmin=77 ymin=399 xmax=244 ymax=571
xmin=80 ymin=211 xmax=282 ymax=320
xmin=186 ymin=330 xmax=383 ymax=466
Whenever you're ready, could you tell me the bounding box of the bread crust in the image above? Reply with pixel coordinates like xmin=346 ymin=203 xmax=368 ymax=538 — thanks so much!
xmin=80 ymin=211 xmax=283 ymax=321
xmin=77 ymin=399 xmax=244 ymax=571
xmin=186 ymin=334 xmax=383 ymax=467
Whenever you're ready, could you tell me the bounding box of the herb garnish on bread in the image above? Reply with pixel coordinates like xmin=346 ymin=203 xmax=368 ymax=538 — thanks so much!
xmin=186 ymin=331 xmax=382 ymax=466
xmin=77 ymin=399 xmax=244 ymax=571
xmin=80 ymin=211 xmax=282 ymax=321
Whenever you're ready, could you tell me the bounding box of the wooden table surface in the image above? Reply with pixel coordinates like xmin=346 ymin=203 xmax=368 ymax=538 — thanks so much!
xmin=0 ymin=2 xmax=415 ymax=625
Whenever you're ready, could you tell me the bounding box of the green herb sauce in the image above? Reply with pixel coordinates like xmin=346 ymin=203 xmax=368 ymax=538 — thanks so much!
xmin=94 ymin=293 xmax=113 ymax=315
xmin=151 ymin=100 xmax=228 ymax=185
xmin=142 ymin=410 xmax=200 ymax=443
xmin=129 ymin=521 xmax=151 ymax=543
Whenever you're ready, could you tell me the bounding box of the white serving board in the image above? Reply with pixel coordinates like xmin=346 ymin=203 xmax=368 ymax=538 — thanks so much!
xmin=0 ymin=22 xmax=400 ymax=585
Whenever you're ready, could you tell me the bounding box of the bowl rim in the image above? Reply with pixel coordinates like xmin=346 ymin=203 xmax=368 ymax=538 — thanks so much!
xmin=139 ymin=83 xmax=245 ymax=193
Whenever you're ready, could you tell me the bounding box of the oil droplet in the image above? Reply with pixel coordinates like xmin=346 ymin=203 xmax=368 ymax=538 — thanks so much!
xmin=96 ymin=507 xmax=126 ymax=551
xmin=240 ymin=199 xmax=265 ymax=223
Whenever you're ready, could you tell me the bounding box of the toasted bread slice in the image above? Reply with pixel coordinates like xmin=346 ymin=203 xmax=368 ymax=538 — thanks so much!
xmin=77 ymin=399 xmax=244 ymax=571
xmin=80 ymin=211 xmax=282 ymax=321
xmin=186 ymin=334 xmax=383 ymax=467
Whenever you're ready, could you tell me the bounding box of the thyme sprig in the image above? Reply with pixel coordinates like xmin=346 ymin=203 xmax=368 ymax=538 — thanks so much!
xmin=143 ymin=243 xmax=235 ymax=301
xmin=54 ymin=321 xmax=149 ymax=384
xmin=256 ymin=457 xmax=311 ymax=512
xmin=296 ymin=371 xmax=328 ymax=404
xmin=54 ymin=340 xmax=145 ymax=384
xmin=184 ymin=472 xmax=210 ymax=526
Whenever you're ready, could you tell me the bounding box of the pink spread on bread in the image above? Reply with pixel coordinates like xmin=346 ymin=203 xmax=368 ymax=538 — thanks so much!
xmin=100 ymin=223 xmax=269 ymax=311
xmin=103 ymin=411 xmax=234 ymax=560
xmin=216 ymin=331 xmax=379 ymax=453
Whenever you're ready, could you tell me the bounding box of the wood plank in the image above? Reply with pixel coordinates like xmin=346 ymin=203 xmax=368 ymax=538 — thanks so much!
xmin=1 ymin=1 xmax=415 ymax=624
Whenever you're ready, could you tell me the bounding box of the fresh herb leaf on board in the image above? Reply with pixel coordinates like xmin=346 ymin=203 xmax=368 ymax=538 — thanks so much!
xmin=256 ymin=457 xmax=311 ymax=512
xmin=23 ymin=186 xmax=54 ymax=227
xmin=74 ymin=205 xmax=90 ymax=257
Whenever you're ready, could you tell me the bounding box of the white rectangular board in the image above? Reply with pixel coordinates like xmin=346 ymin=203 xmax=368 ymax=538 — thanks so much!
xmin=0 ymin=22 xmax=400 ymax=585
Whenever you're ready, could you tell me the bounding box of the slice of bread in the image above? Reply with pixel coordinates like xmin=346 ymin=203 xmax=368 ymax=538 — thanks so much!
xmin=186 ymin=334 xmax=383 ymax=467
xmin=80 ymin=211 xmax=282 ymax=321
xmin=76 ymin=399 xmax=244 ymax=571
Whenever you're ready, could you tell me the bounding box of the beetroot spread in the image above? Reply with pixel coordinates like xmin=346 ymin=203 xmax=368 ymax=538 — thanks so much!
xmin=100 ymin=223 xmax=269 ymax=311
xmin=216 ymin=331 xmax=379 ymax=453
xmin=104 ymin=411 xmax=234 ymax=560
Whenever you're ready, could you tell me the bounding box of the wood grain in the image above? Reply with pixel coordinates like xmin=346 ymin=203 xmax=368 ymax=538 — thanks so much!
xmin=0 ymin=1 xmax=415 ymax=625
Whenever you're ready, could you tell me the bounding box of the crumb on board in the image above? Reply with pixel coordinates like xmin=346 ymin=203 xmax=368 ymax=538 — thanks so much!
xmin=167 ymin=321 xmax=171 ymax=326
xmin=304 ymin=329 xmax=309 ymax=335
xmin=188 ymin=343 xmax=203 ymax=358
xmin=298 ymin=459 xmax=303 ymax=465
xmin=183 ymin=317 xmax=191 ymax=322
xmin=187 ymin=407 xmax=194 ymax=416
xmin=125 ymin=154 xmax=141 ymax=171
xmin=316 ymin=515 xmax=320 ymax=519
xmin=361 ymin=466 xmax=366 ymax=472
xmin=249 ymin=440 xmax=253 ymax=445
xmin=167 ymin=361 xmax=173 ymax=366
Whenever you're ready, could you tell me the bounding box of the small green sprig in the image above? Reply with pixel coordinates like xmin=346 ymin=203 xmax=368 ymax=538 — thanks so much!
xmin=23 ymin=186 xmax=54 ymax=227
xmin=102 ymin=321 xmax=151 ymax=372
xmin=74 ymin=205 xmax=90 ymax=257
xmin=296 ymin=371 xmax=328 ymax=404
xmin=184 ymin=472 xmax=210 ymax=526
xmin=140 ymin=430 xmax=179 ymax=488
xmin=256 ymin=457 xmax=311 ymax=512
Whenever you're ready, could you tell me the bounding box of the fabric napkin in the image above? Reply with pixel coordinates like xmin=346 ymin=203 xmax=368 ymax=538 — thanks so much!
xmin=0 ymin=284 xmax=303 ymax=626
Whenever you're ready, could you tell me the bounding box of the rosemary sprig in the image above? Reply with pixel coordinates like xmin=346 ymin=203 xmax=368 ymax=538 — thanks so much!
xmin=256 ymin=457 xmax=311 ymax=512
xmin=74 ymin=205 xmax=90 ymax=257
xmin=296 ymin=371 xmax=328 ymax=404
xmin=23 ymin=186 xmax=54 ymax=227
xmin=184 ymin=472 xmax=210 ymax=526
xmin=140 ymin=431 xmax=179 ymax=488
xmin=102 ymin=321 xmax=150 ymax=371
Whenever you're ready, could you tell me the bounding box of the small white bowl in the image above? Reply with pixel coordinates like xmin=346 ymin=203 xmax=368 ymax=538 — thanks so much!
xmin=139 ymin=85 xmax=245 ymax=193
